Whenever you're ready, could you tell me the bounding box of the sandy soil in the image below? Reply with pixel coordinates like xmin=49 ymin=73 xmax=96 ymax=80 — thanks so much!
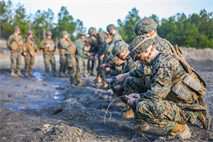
xmin=0 ymin=52 xmax=213 ymax=142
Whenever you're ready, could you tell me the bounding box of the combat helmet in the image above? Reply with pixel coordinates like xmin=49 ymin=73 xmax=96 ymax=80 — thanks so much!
xmin=88 ymin=27 xmax=97 ymax=36
xmin=112 ymin=39 xmax=128 ymax=57
xmin=129 ymin=35 xmax=155 ymax=62
xmin=134 ymin=18 xmax=158 ymax=36
xmin=46 ymin=31 xmax=52 ymax=36
xmin=14 ymin=26 xmax=20 ymax=31
xmin=61 ymin=31 xmax=68 ymax=37
xmin=107 ymin=24 xmax=116 ymax=32
xmin=26 ymin=30 xmax=33 ymax=35
xmin=80 ymin=31 xmax=86 ymax=36
xmin=108 ymin=54 xmax=119 ymax=65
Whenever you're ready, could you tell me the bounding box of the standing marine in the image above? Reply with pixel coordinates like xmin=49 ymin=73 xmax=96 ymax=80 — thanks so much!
xmin=65 ymin=37 xmax=94 ymax=87
xmin=39 ymin=31 xmax=57 ymax=77
xmin=23 ymin=30 xmax=37 ymax=77
xmin=7 ymin=26 xmax=24 ymax=77
xmin=88 ymin=27 xmax=111 ymax=88
xmin=58 ymin=31 xmax=69 ymax=77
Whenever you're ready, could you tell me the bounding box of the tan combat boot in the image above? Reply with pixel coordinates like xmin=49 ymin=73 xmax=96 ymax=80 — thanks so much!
xmin=64 ymin=72 xmax=69 ymax=76
xmin=25 ymin=71 xmax=29 ymax=77
xmin=122 ymin=108 xmax=134 ymax=118
xmin=11 ymin=71 xmax=17 ymax=77
xmin=59 ymin=72 xmax=65 ymax=77
xmin=17 ymin=71 xmax=23 ymax=77
xmin=84 ymin=71 xmax=88 ymax=77
xmin=96 ymin=80 xmax=104 ymax=87
xmin=197 ymin=109 xmax=211 ymax=130
xmin=167 ymin=124 xmax=191 ymax=140
xmin=94 ymin=75 xmax=102 ymax=82
xmin=101 ymin=81 xmax=108 ymax=89
xmin=29 ymin=71 xmax=34 ymax=77
xmin=77 ymin=82 xmax=87 ymax=87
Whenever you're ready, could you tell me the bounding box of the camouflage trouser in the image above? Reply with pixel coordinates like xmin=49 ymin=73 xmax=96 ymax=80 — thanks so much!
xmin=87 ymin=59 xmax=98 ymax=74
xmin=59 ymin=54 xmax=67 ymax=73
xmin=66 ymin=54 xmax=81 ymax=84
xmin=124 ymin=76 xmax=149 ymax=94
xmin=136 ymin=100 xmax=199 ymax=131
xmin=24 ymin=53 xmax=35 ymax=72
xmin=97 ymin=54 xmax=108 ymax=80
xmin=10 ymin=51 xmax=22 ymax=72
xmin=78 ymin=56 xmax=88 ymax=73
xmin=43 ymin=52 xmax=56 ymax=74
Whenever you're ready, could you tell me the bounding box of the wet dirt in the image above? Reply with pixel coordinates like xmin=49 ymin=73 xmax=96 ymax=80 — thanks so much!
xmin=0 ymin=55 xmax=213 ymax=142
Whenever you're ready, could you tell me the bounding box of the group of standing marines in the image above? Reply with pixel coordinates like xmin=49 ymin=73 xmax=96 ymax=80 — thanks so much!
xmin=6 ymin=17 xmax=211 ymax=140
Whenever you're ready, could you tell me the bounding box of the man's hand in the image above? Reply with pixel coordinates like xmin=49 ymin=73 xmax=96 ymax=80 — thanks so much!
xmin=100 ymin=64 xmax=106 ymax=69
xmin=90 ymin=56 xmax=94 ymax=60
xmin=105 ymin=78 xmax=112 ymax=83
xmin=116 ymin=73 xmax=130 ymax=82
xmin=106 ymin=63 xmax=112 ymax=67
xmin=106 ymin=67 xmax=110 ymax=72
xmin=125 ymin=95 xmax=136 ymax=107
xmin=46 ymin=43 xmax=50 ymax=47
xmin=95 ymin=54 xmax=98 ymax=60
xmin=116 ymin=74 xmax=125 ymax=82
xmin=129 ymin=93 xmax=140 ymax=99
xmin=100 ymin=54 xmax=104 ymax=60
xmin=23 ymin=52 xmax=27 ymax=56
xmin=114 ymin=85 xmax=121 ymax=90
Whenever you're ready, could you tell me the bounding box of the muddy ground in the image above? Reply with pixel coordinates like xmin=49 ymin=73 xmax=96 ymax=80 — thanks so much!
xmin=0 ymin=53 xmax=213 ymax=142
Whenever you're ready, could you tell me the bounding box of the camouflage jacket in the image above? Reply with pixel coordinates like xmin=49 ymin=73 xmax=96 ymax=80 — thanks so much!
xmin=136 ymin=53 xmax=206 ymax=111
xmin=96 ymin=31 xmax=109 ymax=57
xmin=109 ymin=65 xmax=122 ymax=76
xmin=58 ymin=38 xmax=69 ymax=55
xmin=7 ymin=34 xmax=24 ymax=52
xmin=23 ymin=38 xmax=37 ymax=56
xmin=129 ymin=35 xmax=173 ymax=77
xmin=111 ymin=55 xmax=140 ymax=83
xmin=89 ymin=36 xmax=98 ymax=55
xmin=104 ymin=32 xmax=122 ymax=55
xmin=155 ymin=35 xmax=172 ymax=54
xmin=40 ymin=39 xmax=55 ymax=54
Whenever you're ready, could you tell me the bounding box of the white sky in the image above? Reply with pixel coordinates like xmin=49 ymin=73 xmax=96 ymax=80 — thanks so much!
xmin=11 ymin=0 xmax=213 ymax=32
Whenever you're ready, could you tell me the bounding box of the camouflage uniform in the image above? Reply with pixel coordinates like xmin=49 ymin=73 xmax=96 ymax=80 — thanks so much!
xmin=126 ymin=35 xmax=207 ymax=133
xmin=65 ymin=38 xmax=91 ymax=84
xmin=105 ymin=54 xmax=122 ymax=78
xmin=39 ymin=37 xmax=56 ymax=75
xmin=66 ymin=34 xmax=72 ymax=74
xmin=58 ymin=38 xmax=69 ymax=74
xmin=110 ymin=41 xmax=140 ymax=101
xmin=79 ymin=45 xmax=90 ymax=74
xmin=124 ymin=17 xmax=173 ymax=93
xmin=66 ymin=52 xmax=81 ymax=84
xmin=104 ymin=32 xmax=122 ymax=56
xmin=87 ymin=36 xmax=98 ymax=75
xmin=96 ymin=31 xmax=110 ymax=81
xmin=7 ymin=33 xmax=24 ymax=74
xmin=23 ymin=37 xmax=37 ymax=75
xmin=135 ymin=54 xmax=205 ymax=130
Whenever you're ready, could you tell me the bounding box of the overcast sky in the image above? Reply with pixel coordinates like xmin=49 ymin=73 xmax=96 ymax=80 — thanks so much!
xmin=11 ymin=0 xmax=212 ymax=32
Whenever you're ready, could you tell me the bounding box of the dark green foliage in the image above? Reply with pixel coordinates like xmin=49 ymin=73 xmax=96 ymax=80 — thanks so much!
xmin=118 ymin=8 xmax=213 ymax=48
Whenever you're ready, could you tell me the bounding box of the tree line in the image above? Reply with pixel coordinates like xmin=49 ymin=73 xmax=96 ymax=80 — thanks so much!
xmin=1 ymin=0 xmax=212 ymax=49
